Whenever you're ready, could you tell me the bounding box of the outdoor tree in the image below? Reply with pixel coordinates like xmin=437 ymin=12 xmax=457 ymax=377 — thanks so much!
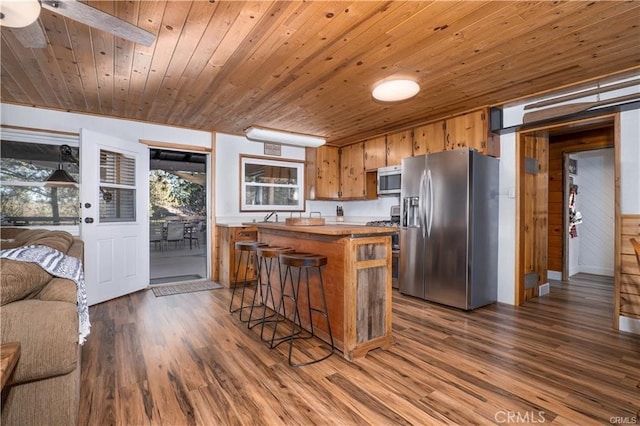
xmin=0 ymin=158 xmax=79 ymax=223
xmin=149 ymin=170 xmax=205 ymax=219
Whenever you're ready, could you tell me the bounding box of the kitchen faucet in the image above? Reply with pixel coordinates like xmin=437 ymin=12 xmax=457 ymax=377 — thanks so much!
xmin=263 ymin=211 xmax=278 ymax=222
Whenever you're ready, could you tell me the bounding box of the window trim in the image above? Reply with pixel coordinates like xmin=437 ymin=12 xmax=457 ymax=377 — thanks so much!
xmin=239 ymin=154 xmax=305 ymax=212
xmin=1 ymin=130 xmax=80 ymax=229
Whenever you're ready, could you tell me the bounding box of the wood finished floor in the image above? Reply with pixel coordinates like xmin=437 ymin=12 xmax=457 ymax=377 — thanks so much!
xmin=79 ymin=274 xmax=640 ymax=425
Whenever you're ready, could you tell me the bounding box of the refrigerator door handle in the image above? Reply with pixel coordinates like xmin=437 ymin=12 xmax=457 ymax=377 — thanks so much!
xmin=427 ymin=169 xmax=434 ymax=237
xmin=418 ymin=170 xmax=426 ymax=238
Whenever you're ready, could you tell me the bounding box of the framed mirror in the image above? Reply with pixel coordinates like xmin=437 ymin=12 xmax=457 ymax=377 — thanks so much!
xmin=240 ymin=155 xmax=304 ymax=211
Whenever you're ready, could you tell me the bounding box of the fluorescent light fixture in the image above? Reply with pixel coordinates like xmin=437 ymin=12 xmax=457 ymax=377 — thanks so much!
xmin=245 ymin=126 xmax=326 ymax=148
xmin=0 ymin=0 xmax=41 ymax=28
xmin=372 ymin=79 xmax=420 ymax=102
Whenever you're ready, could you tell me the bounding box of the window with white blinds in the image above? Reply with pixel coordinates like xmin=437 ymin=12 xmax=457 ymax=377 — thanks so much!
xmin=99 ymin=149 xmax=136 ymax=222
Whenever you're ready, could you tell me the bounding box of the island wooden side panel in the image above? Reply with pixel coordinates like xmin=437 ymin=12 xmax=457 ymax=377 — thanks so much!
xmin=344 ymin=236 xmax=394 ymax=360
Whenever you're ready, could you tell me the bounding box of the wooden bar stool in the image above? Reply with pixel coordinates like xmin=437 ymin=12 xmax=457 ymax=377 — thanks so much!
xmin=277 ymin=252 xmax=334 ymax=367
xmin=229 ymin=241 xmax=268 ymax=322
xmin=247 ymin=246 xmax=295 ymax=337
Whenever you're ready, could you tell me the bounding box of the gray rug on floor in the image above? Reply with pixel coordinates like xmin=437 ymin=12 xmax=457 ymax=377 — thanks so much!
xmin=151 ymin=280 xmax=223 ymax=297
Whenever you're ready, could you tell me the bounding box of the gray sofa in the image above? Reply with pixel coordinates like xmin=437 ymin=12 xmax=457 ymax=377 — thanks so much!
xmin=1 ymin=228 xmax=84 ymax=426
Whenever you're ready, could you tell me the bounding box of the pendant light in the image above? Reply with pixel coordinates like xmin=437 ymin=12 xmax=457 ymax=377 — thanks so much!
xmin=44 ymin=145 xmax=78 ymax=187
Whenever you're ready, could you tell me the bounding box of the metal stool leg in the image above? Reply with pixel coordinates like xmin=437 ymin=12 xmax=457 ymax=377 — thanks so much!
xmin=229 ymin=242 xmax=266 ymax=320
xmin=277 ymin=252 xmax=335 ymax=367
xmin=228 ymin=249 xmax=247 ymax=313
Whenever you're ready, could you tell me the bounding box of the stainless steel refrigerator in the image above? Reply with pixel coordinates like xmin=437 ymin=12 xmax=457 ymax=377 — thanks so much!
xmin=399 ymin=148 xmax=499 ymax=310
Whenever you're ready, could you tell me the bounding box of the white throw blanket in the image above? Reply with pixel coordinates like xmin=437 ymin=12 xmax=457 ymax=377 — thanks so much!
xmin=0 ymin=245 xmax=91 ymax=344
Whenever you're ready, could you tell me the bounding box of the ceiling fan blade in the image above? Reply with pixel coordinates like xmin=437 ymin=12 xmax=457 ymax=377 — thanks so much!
xmin=9 ymin=21 xmax=48 ymax=48
xmin=41 ymin=0 xmax=155 ymax=46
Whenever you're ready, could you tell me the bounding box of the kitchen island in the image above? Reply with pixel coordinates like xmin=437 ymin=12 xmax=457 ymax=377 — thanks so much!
xmin=250 ymin=222 xmax=395 ymax=361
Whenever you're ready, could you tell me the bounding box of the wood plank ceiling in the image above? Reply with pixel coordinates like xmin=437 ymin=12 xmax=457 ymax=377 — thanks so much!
xmin=1 ymin=1 xmax=639 ymax=146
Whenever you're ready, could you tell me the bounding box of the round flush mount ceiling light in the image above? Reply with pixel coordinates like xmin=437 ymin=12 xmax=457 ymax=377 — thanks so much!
xmin=0 ymin=0 xmax=41 ymax=28
xmin=372 ymin=79 xmax=420 ymax=102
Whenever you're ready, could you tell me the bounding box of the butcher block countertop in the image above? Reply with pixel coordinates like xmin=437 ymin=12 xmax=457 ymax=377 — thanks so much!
xmin=245 ymin=222 xmax=395 ymax=236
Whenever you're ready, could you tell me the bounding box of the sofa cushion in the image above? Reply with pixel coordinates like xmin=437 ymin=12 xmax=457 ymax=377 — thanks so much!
xmin=0 ymin=259 xmax=53 ymax=305
xmin=0 ymin=229 xmax=75 ymax=253
xmin=25 ymin=230 xmax=75 ymax=253
xmin=0 ymin=299 xmax=79 ymax=384
xmin=3 ymin=229 xmax=45 ymax=246
xmin=37 ymin=278 xmax=77 ymax=304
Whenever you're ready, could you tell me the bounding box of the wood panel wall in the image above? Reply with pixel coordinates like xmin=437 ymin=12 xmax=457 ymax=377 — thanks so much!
xmin=620 ymin=215 xmax=640 ymax=319
xmin=547 ymin=128 xmax=613 ymax=273
xmin=518 ymin=132 xmax=549 ymax=304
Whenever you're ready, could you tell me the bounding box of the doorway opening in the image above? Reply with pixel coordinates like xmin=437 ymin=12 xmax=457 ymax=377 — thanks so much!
xmin=516 ymin=115 xmax=618 ymax=326
xmin=149 ymin=148 xmax=208 ymax=285
xmin=545 ymin=125 xmax=615 ymax=282
xmin=562 ymin=148 xmax=615 ymax=280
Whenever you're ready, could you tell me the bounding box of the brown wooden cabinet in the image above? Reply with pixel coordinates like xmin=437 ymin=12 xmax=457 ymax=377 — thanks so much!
xmin=413 ymin=121 xmax=446 ymax=156
xmin=363 ymin=136 xmax=387 ymax=170
xmin=444 ymin=109 xmax=489 ymax=153
xmin=216 ymin=225 xmax=258 ymax=288
xmin=385 ymin=130 xmax=413 ymax=166
xmin=340 ymin=142 xmax=365 ymax=199
xmin=307 ymin=109 xmax=497 ymax=201
xmin=305 ymin=145 xmax=340 ymax=199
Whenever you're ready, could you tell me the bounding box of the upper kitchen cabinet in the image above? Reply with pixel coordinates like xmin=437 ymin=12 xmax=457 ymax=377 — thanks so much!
xmin=340 ymin=142 xmax=366 ymax=199
xmin=306 ymin=146 xmax=340 ymax=199
xmin=444 ymin=108 xmax=499 ymax=156
xmin=363 ymin=136 xmax=387 ymax=171
xmin=413 ymin=121 xmax=446 ymax=156
xmin=386 ymin=130 xmax=413 ymax=166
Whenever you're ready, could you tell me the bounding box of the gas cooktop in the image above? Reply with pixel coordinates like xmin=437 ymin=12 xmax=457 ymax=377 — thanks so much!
xmin=365 ymin=220 xmax=399 ymax=228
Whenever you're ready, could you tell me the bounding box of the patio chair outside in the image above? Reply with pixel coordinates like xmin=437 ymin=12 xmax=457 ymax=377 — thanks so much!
xmin=166 ymin=222 xmax=186 ymax=249
xmin=150 ymin=223 xmax=166 ymax=251
xmin=184 ymin=221 xmax=203 ymax=249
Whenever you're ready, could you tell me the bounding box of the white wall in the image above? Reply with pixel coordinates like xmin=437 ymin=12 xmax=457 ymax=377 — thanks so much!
xmin=619 ymin=109 xmax=640 ymax=214
xmin=0 ymin=104 xmax=212 ymax=147
xmin=214 ymin=132 xmax=306 ymax=223
xmin=496 ymin=132 xmax=517 ymax=305
xmin=571 ymin=149 xmax=615 ymax=277
xmin=307 ymin=197 xmax=400 ymax=222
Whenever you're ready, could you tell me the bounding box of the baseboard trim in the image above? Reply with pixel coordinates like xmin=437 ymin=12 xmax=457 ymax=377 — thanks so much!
xmin=619 ymin=316 xmax=640 ymax=335
xmin=547 ymin=271 xmax=562 ymax=280
xmin=538 ymin=283 xmax=550 ymax=296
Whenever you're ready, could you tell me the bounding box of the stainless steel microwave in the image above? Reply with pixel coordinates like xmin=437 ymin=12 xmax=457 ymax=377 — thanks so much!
xmin=377 ymin=165 xmax=401 ymax=195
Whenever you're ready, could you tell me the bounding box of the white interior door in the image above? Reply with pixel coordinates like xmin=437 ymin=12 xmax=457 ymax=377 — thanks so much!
xmin=80 ymin=129 xmax=149 ymax=305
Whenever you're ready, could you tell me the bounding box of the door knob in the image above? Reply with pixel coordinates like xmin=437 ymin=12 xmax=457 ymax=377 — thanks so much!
xmin=84 ymin=217 xmax=94 ymax=224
